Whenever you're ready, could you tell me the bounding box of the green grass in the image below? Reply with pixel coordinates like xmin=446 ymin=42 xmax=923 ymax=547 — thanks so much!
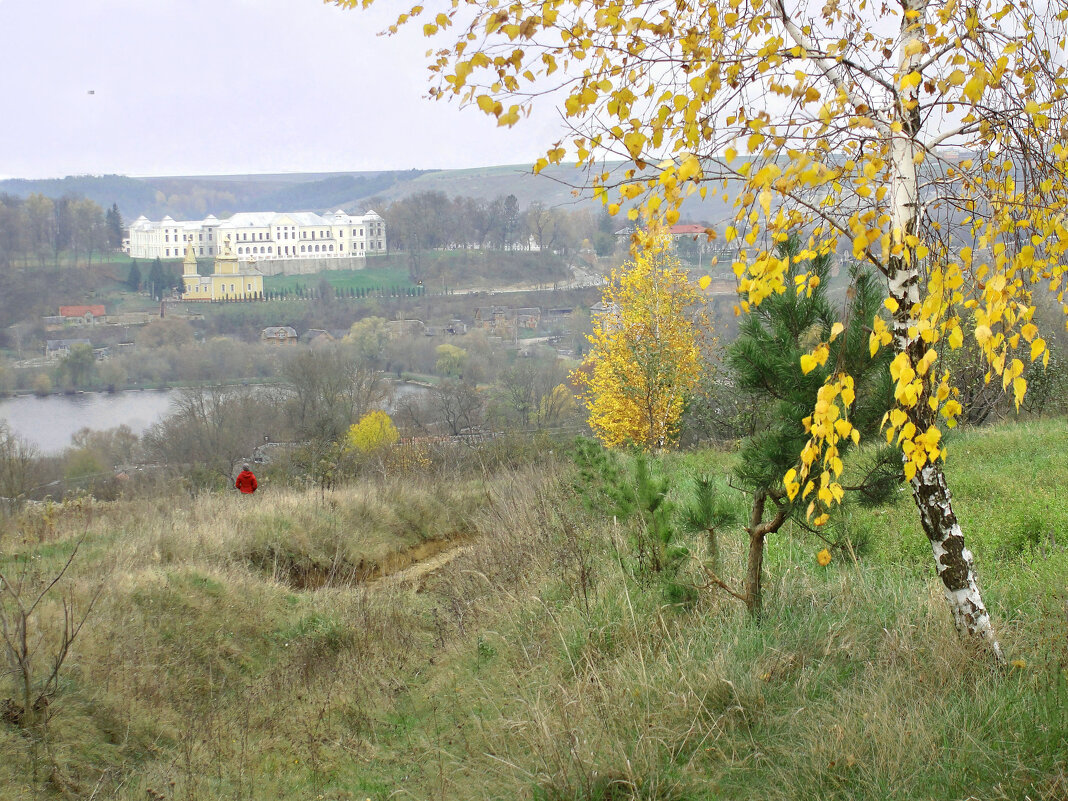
xmin=1 ymin=421 xmax=1067 ymax=800
xmin=263 ymin=266 xmax=415 ymax=294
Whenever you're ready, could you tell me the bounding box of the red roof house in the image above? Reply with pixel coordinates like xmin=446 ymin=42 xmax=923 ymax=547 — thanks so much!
xmin=59 ymin=305 xmax=107 ymax=324
xmin=669 ymin=224 xmax=708 ymax=237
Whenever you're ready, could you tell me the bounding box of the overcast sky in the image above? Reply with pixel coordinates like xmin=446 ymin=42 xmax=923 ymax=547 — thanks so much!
xmin=0 ymin=0 xmax=568 ymax=179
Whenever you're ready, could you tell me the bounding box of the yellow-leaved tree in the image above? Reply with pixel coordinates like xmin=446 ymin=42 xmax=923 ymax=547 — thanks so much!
xmin=337 ymin=0 xmax=1068 ymax=659
xmin=572 ymin=230 xmax=704 ymax=450
xmin=346 ymin=410 xmax=400 ymax=454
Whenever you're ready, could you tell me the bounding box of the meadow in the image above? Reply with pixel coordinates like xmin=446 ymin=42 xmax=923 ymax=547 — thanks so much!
xmin=0 ymin=420 xmax=1066 ymax=800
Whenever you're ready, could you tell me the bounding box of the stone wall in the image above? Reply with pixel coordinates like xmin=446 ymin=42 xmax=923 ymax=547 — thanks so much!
xmin=254 ymin=255 xmax=371 ymax=276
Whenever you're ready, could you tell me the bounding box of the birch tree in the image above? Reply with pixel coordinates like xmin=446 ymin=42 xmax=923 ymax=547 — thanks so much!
xmin=340 ymin=0 xmax=1068 ymax=659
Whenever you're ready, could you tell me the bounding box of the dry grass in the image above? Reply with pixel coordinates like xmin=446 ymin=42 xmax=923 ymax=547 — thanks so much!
xmin=1 ymin=424 xmax=1067 ymax=800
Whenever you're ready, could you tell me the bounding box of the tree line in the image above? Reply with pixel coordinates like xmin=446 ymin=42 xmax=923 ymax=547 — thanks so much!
xmin=383 ymin=191 xmax=620 ymax=278
xmin=0 ymin=193 xmax=124 ymax=270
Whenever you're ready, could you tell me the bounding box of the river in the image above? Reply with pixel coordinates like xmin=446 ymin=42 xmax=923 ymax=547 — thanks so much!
xmin=0 ymin=390 xmax=178 ymax=454
xmin=0 ymin=382 xmax=430 ymax=455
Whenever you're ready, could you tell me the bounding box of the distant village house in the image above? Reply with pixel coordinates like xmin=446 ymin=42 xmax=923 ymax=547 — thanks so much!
xmin=59 ymin=305 xmax=107 ymax=325
xmin=45 ymin=338 xmax=92 ymax=359
xmin=261 ymin=326 xmax=298 ymax=344
xmin=473 ymin=306 xmax=542 ymax=338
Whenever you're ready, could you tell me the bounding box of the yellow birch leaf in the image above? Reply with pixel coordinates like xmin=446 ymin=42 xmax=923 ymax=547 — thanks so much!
xmin=758 ymin=189 xmax=772 ymax=216
xmin=903 ymin=460 xmax=917 ymax=482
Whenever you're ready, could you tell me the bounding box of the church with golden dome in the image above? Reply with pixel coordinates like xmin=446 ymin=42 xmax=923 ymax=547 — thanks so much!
xmin=181 ymin=237 xmax=264 ymax=301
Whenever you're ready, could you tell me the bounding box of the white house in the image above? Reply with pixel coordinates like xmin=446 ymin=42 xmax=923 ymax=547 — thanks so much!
xmin=128 ymin=209 xmax=386 ymax=261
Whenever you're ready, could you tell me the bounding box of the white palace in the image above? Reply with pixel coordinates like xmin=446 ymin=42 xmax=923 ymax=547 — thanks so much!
xmin=126 ymin=209 xmax=386 ymax=261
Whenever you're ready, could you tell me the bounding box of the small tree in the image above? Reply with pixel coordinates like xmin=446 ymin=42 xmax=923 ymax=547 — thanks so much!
xmin=127 ymin=260 xmax=141 ymax=291
xmin=720 ymin=240 xmax=893 ymax=616
xmin=105 ymin=203 xmax=124 ymax=251
xmin=0 ymin=423 xmax=40 ymax=516
xmin=572 ymin=229 xmax=704 ymax=450
xmin=0 ymin=508 xmax=104 ymax=736
xmin=435 ymin=344 xmax=468 ymax=378
xmin=59 ymin=343 xmax=95 ymax=390
xmin=346 ymin=410 xmax=400 ymax=453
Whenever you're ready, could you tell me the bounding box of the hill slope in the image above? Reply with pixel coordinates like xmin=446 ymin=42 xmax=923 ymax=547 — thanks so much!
xmin=0 ymin=163 xmax=734 ymax=224
xmin=1 ymin=421 xmax=1067 ymax=800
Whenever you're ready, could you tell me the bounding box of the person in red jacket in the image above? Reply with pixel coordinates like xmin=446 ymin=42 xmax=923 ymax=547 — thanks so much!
xmin=235 ymin=464 xmax=258 ymax=494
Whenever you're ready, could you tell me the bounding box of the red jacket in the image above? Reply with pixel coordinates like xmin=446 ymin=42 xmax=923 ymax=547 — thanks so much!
xmin=235 ymin=470 xmax=258 ymax=494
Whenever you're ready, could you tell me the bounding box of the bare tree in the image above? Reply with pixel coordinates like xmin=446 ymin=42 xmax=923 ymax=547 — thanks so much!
xmin=143 ymin=385 xmax=285 ymax=485
xmin=1 ymin=513 xmax=104 ymax=735
xmin=435 ymin=379 xmax=486 ymax=436
xmin=283 ymin=345 xmax=387 ymax=444
xmin=283 ymin=345 xmax=389 ymax=492
xmin=0 ymin=423 xmax=40 ymax=516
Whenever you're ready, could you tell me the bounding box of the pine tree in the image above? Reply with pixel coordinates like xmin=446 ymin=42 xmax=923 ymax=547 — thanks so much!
xmin=720 ymin=238 xmax=892 ymax=616
xmin=105 ymin=203 xmax=124 ymax=251
xmin=127 ymin=260 xmax=141 ymax=291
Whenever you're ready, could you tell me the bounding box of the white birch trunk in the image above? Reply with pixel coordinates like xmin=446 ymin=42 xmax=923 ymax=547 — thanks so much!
xmin=889 ymin=0 xmax=1004 ymax=661
xmin=910 ymin=464 xmax=1004 ymax=659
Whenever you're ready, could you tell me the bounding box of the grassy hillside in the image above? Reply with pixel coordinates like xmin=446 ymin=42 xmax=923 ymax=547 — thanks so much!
xmin=1 ymin=421 xmax=1066 ymax=800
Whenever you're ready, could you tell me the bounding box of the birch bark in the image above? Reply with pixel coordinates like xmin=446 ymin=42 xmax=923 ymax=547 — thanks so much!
xmin=887 ymin=0 xmax=1004 ymax=660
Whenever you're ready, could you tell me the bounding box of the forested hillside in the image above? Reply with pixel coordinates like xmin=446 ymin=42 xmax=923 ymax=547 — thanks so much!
xmin=0 ymin=163 xmax=732 ymax=223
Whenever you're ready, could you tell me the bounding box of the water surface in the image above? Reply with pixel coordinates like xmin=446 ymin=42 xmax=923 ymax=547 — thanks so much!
xmin=0 ymin=390 xmax=177 ymax=454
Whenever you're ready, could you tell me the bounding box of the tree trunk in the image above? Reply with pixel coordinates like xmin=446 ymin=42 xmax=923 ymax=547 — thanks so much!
xmin=743 ymin=528 xmax=766 ymax=618
xmin=910 ymin=462 xmax=1004 ymax=661
xmin=743 ymin=488 xmax=788 ymax=619
xmin=885 ymin=0 xmax=1002 ymax=662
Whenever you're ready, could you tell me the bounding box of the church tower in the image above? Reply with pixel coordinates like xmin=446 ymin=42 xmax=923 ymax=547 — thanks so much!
xmin=214 ymin=235 xmax=240 ymax=276
xmin=183 ymin=243 xmax=198 ymax=277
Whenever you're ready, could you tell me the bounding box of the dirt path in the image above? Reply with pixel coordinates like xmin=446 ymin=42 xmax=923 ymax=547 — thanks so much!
xmin=370 ymin=541 xmax=473 ymax=590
